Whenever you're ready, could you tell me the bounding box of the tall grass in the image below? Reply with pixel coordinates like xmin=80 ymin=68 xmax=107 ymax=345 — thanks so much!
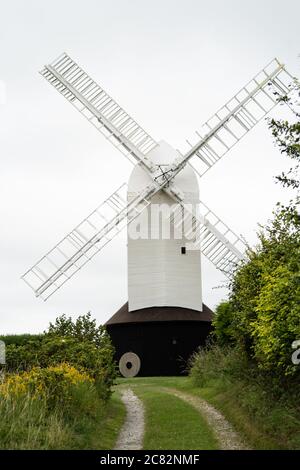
xmin=0 ymin=366 xmax=118 ymax=449
xmin=189 ymin=344 xmax=300 ymax=449
xmin=0 ymin=394 xmax=69 ymax=449
xmin=189 ymin=344 xmax=250 ymax=387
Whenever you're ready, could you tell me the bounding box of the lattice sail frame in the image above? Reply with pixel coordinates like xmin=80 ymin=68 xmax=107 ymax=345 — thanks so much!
xmin=172 ymin=58 xmax=293 ymax=177
xmin=22 ymin=183 xmax=155 ymax=300
xmin=170 ymin=201 xmax=246 ymax=275
xmin=40 ymin=53 xmax=158 ymax=170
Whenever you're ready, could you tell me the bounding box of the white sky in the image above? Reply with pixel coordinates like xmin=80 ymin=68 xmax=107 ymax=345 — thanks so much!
xmin=0 ymin=0 xmax=299 ymax=334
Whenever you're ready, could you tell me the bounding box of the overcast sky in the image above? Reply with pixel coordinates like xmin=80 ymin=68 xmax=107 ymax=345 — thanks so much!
xmin=0 ymin=0 xmax=299 ymax=334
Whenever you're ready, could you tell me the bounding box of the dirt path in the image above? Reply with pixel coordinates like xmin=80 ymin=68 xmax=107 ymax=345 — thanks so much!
xmin=114 ymin=388 xmax=145 ymax=450
xmin=164 ymin=388 xmax=248 ymax=450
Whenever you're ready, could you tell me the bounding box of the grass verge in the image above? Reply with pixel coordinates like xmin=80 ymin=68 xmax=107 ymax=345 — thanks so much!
xmin=67 ymin=390 xmax=126 ymax=450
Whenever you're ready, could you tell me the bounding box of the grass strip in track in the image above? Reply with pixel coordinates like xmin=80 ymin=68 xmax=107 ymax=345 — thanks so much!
xmin=133 ymin=386 xmax=218 ymax=450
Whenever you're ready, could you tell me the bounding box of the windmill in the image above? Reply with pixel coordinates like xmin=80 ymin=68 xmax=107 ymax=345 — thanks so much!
xmin=22 ymin=53 xmax=292 ymax=376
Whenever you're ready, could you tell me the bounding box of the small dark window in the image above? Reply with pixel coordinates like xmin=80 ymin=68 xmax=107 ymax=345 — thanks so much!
xmin=181 ymin=246 xmax=186 ymax=254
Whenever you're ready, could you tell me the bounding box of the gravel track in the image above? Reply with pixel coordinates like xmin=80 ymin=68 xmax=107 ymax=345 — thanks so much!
xmin=164 ymin=388 xmax=248 ymax=450
xmin=114 ymin=388 xmax=145 ymax=450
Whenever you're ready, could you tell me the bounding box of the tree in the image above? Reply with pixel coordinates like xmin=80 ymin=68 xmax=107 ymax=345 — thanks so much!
xmin=268 ymin=80 xmax=300 ymax=190
xmin=213 ymin=75 xmax=300 ymax=378
xmin=212 ymin=301 xmax=236 ymax=346
xmin=228 ymin=203 xmax=300 ymax=375
xmin=47 ymin=312 xmax=109 ymax=348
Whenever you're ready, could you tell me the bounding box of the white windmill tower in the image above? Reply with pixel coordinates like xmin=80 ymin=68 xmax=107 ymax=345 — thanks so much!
xmin=22 ymin=54 xmax=292 ymax=376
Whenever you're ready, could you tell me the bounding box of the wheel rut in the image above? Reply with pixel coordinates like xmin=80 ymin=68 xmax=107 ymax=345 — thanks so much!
xmin=114 ymin=388 xmax=145 ymax=450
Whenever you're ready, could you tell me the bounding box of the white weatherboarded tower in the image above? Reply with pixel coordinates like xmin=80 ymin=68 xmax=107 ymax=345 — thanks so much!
xmin=128 ymin=140 xmax=202 ymax=312
xmin=22 ymin=53 xmax=292 ymax=376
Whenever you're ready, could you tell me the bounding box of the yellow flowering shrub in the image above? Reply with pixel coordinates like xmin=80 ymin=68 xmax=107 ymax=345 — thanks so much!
xmin=46 ymin=363 xmax=94 ymax=385
xmin=0 ymin=363 xmax=94 ymax=403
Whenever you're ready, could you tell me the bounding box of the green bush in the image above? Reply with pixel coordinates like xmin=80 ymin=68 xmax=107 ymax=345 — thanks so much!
xmin=0 ymin=334 xmax=43 ymax=346
xmin=189 ymin=343 xmax=249 ymax=387
xmin=251 ymin=265 xmax=300 ymax=375
xmin=47 ymin=312 xmax=106 ymax=347
xmin=5 ymin=313 xmax=117 ymax=401
xmin=216 ymin=204 xmax=300 ymax=378
xmin=212 ymin=302 xmax=236 ymax=346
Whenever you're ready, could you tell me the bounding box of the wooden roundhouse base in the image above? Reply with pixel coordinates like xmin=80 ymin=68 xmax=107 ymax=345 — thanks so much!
xmin=105 ymin=303 xmax=213 ymax=377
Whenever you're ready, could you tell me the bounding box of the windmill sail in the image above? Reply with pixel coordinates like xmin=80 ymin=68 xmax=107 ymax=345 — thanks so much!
xmin=22 ymin=183 xmax=156 ymax=300
xmin=40 ymin=53 xmax=158 ymax=170
xmin=171 ymin=201 xmax=246 ymax=276
xmin=175 ymin=58 xmax=293 ymax=177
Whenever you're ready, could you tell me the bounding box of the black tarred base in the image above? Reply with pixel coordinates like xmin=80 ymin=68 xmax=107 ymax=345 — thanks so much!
xmin=106 ymin=319 xmax=212 ymax=376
